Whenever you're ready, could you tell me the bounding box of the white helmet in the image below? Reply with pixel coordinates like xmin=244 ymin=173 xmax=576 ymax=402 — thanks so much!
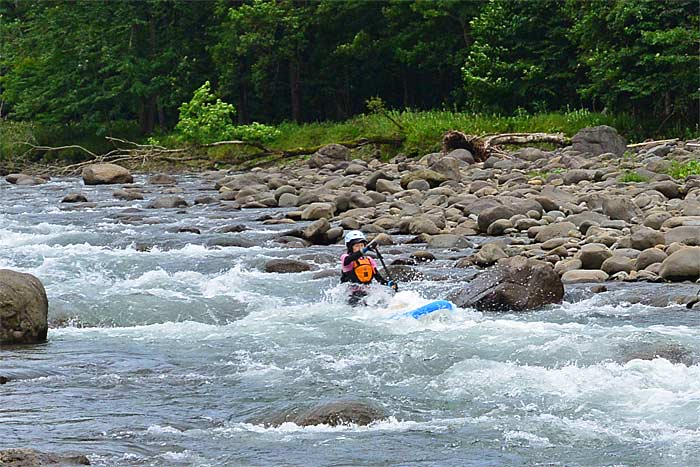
xmin=344 ymin=230 xmax=366 ymax=246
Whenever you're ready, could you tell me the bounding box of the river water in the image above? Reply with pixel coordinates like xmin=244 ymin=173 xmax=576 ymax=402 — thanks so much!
xmin=1 ymin=175 xmax=699 ymax=466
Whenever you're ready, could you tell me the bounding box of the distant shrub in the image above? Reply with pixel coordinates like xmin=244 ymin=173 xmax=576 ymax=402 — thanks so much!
xmin=618 ymin=170 xmax=649 ymax=183
xmin=668 ymin=160 xmax=700 ymax=179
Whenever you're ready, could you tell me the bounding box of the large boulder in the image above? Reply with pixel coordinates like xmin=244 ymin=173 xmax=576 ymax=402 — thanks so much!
xmin=659 ymin=247 xmax=700 ymax=281
xmin=447 ymin=256 xmax=564 ymax=311
xmin=307 ymin=144 xmax=351 ymax=168
xmin=0 ymin=270 xmax=48 ymax=344
xmin=81 ymin=163 xmax=133 ymax=185
xmin=571 ymin=125 xmax=627 ymax=156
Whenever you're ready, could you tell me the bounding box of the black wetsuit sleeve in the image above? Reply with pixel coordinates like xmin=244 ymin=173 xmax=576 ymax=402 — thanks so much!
xmin=373 ymin=268 xmax=388 ymax=285
xmin=343 ymin=251 xmax=364 ymax=266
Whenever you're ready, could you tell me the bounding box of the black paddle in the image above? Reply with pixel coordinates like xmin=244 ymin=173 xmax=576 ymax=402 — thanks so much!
xmin=368 ymin=242 xmax=398 ymax=291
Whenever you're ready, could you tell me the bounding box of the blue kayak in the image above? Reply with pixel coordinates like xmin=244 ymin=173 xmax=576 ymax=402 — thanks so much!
xmin=391 ymin=300 xmax=455 ymax=319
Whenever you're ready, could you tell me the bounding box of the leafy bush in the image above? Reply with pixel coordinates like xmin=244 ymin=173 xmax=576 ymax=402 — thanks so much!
xmin=175 ymin=81 xmax=279 ymax=144
xmin=175 ymin=81 xmax=236 ymax=144
xmin=668 ymin=160 xmax=700 ymax=179
xmin=618 ymin=170 xmax=649 ymax=183
xmin=231 ymin=122 xmax=280 ymax=143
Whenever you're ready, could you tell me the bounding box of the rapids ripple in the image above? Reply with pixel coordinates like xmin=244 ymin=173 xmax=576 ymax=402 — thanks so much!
xmin=1 ymin=175 xmax=698 ymax=466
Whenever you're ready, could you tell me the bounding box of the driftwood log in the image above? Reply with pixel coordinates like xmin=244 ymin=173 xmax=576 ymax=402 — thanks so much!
xmin=442 ymin=130 xmax=570 ymax=162
xmin=18 ymin=136 xmax=405 ymax=174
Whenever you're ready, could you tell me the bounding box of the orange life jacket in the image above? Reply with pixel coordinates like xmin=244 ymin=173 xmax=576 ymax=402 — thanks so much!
xmin=353 ymin=258 xmax=374 ymax=283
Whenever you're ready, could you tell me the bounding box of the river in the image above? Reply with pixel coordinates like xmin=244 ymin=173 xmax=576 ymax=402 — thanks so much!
xmin=1 ymin=175 xmax=698 ymax=466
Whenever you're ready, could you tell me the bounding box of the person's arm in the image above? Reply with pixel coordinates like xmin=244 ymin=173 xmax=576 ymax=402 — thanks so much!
xmin=343 ymin=250 xmax=364 ymax=266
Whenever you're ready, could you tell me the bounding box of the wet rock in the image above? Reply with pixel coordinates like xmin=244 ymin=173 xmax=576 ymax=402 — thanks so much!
xmin=261 ymin=400 xmax=385 ymax=427
xmin=0 ymin=270 xmax=48 ymax=344
xmin=146 ymin=196 xmax=188 ymax=209
xmin=148 ymin=174 xmax=177 ymax=185
xmin=622 ymin=343 xmax=694 ymax=366
xmin=112 ymin=189 xmax=144 ymax=201
xmin=0 ymin=448 xmax=90 ymax=466
xmin=410 ymin=251 xmax=436 ymax=262
xmin=659 ymin=247 xmax=700 ymax=281
xmin=427 ymin=234 xmax=473 ymax=249
xmin=5 ymin=174 xmax=48 ymax=185
xmin=275 ymin=236 xmax=311 ymax=248
xmin=264 ymin=259 xmax=312 ymax=273
xmin=216 ymin=224 xmax=249 ymax=234
xmin=177 ymin=227 xmax=201 ymax=234
xmin=386 ymin=264 xmax=425 ymax=282
xmin=447 ymin=256 xmax=564 ymax=311
xmin=207 ymin=237 xmax=255 ymax=248
xmin=60 ymin=193 xmax=88 ymax=203
xmin=81 ymin=163 xmax=133 ymax=185
xmin=571 ymin=125 xmax=627 ymax=156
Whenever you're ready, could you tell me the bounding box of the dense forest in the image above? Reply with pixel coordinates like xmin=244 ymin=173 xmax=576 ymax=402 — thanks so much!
xmin=0 ymin=0 xmax=698 ymax=141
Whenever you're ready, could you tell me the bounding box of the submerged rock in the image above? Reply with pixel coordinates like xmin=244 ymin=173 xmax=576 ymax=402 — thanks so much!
xmin=259 ymin=400 xmax=385 ymax=427
xmin=0 ymin=270 xmax=48 ymax=344
xmin=447 ymin=256 xmax=564 ymax=311
xmin=264 ymin=259 xmax=312 ymax=273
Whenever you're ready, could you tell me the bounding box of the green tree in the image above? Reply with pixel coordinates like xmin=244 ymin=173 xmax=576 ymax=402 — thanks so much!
xmin=462 ymin=0 xmax=579 ymax=113
xmin=568 ymin=0 xmax=700 ymax=123
xmin=0 ymin=0 xmax=215 ymax=133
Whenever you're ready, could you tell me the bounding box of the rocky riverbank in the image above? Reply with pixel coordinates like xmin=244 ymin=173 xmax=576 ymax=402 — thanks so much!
xmin=4 ymin=125 xmax=700 ymax=301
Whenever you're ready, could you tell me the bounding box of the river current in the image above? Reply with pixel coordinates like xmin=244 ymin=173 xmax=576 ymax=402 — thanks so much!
xmin=1 ymin=175 xmax=699 ymax=466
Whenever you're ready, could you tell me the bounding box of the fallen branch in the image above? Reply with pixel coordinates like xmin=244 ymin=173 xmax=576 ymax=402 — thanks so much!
xmin=627 ymin=138 xmax=678 ymax=148
xmin=442 ymin=131 xmax=569 ymax=162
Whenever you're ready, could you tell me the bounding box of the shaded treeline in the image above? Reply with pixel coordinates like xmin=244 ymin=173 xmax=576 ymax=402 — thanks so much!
xmin=0 ymin=0 xmax=698 ymax=135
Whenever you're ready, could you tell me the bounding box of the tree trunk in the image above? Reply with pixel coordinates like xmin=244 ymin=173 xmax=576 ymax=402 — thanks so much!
xmin=238 ymin=82 xmax=249 ymax=124
xmin=289 ymin=61 xmax=302 ymax=122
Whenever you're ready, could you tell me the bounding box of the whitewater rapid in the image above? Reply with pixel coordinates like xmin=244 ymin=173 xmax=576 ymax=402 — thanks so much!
xmin=1 ymin=175 xmax=698 ymax=466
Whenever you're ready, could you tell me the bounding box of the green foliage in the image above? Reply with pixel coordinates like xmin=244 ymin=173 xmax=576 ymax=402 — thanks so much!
xmin=618 ymin=170 xmax=649 ymax=183
xmin=1 ymin=0 xmax=699 ymax=145
xmin=174 ymin=82 xmax=279 ymax=144
xmin=568 ymin=0 xmax=700 ymax=122
xmin=667 ymin=160 xmax=700 ymax=180
xmin=463 ymin=0 xmax=579 ymax=113
xmin=175 ymin=81 xmax=236 ymax=144
xmin=231 ymin=122 xmax=280 ymax=143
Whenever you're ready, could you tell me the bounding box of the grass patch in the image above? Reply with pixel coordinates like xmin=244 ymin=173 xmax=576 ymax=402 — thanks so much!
xmin=2 ymin=108 xmax=698 ymax=169
xmin=618 ymin=170 xmax=649 ymax=183
xmin=668 ymin=160 xmax=700 ymax=180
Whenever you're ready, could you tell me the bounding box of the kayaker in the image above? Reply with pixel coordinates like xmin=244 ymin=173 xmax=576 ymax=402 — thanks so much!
xmin=340 ymin=230 xmax=397 ymax=305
